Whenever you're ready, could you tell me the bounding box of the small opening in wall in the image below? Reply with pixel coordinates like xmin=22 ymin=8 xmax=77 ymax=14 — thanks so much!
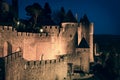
xmin=27 ymin=61 xmax=30 ymax=65
xmin=70 ymin=34 xmax=72 ymax=38
xmin=7 ymin=27 xmax=9 ymax=30
xmin=34 ymin=61 xmax=36 ymax=65
xmin=50 ymin=60 xmax=52 ymax=63
xmin=46 ymin=61 xmax=48 ymax=64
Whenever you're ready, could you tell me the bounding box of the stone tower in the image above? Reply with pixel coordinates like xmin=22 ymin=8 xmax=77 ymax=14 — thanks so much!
xmin=78 ymin=14 xmax=94 ymax=62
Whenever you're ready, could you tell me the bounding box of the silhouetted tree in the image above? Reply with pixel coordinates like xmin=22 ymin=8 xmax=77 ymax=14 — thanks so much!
xmin=53 ymin=9 xmax=77 ymax=27
xmin=41 ymin=2 xmax=54 ymax=25
xmin=80 ymin=14 xmax=90 ymax=25
xmin=0 ymin=1 xmax=14 ymax=25
xmin=63 ymin=9 xmax=77 ymax=22
xmin=44 ymin=2 xmax=51 ymax=16
xmin=93 ymin=50 xmax=118 ymax=80
xmin=25 ymin=3 xmax=42 ymax=31
xmin=52 ymin=7 xmax=66 ymax=25
xmin=59 ymin=7 xmax=66 ymax=24
xmin=24 ymin=2 xmax=77 ymax=32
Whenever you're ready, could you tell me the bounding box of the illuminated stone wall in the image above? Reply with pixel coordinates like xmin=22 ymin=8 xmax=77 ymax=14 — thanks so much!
xmin=0 ymin=24 xmax=78 ymax=60
xmin=4 ymin=52 xmax=25 ymax=80
xmin=24 ymin=58 xmax=68 ymax=80
xmin=59 ymin=22 xmax=78 ymax=54
xmin=76 ymin=48 xmax=90 ymax=72
xmin=1 ymin=50 xmax=90 ymax=80
xmin=0 ymin=21 xmax=94 ymax=62
xmin=0 ymin=26 xmax=60 ymax=60
xmin=67 ymin=48 xmax=90 ymax=73
xmin=78 ymin=23 xmax=94 ymax=62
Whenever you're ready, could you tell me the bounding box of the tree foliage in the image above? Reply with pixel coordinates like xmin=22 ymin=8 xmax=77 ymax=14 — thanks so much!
xmin=19 ymin=2 xmax=77 ymax=32
xmin=43 ymin=2 xmax=51 ymax=15
xmin=52 ymin=7 xmax=66 ymax=25
xmin=0 ymin=1 xmax=14 ymax=25
xmin=25 ymin=2 xmax=54 ymax=32
xmin=25 ymin=3 xmax=42 ymax=31
xmin=63 ymin=9 xmax=77 ymax=22
xmin=80 ymin=14 xmax=90 ymax=25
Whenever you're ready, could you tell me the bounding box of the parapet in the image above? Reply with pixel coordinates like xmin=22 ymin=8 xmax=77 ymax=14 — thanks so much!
xmin=17 ymin=32 xmax=33 ymax=36
xmin=16 ymin=32 xmax=50 ymax=37
xmin=0 ymin=26 xmax=51 ymax=39
xmin=4 ymin=51 xmax=22 ymax=64
xmin=0 ymin=26 xmax=16 ymax=32
xmin=76 ymin=48 xmax=90 ymax=53
xmin=43 ymin=25 xmax=59 ymax=30
xmin=26 ymin=58 xmax=65 ymax=68
xmin=61 ymin=22 xmax=78 ymax=28
xmin=34 ymin=33 xmax=48 ymax=37
xmin=42 ymin=25 xmax=59 ymax=34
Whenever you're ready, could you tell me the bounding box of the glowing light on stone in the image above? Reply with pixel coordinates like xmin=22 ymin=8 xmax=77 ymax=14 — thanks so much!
xmin=17 ymin=21 xmax=20 ymax=25
xmin=40 ymin=29 xmax=43 ymax=32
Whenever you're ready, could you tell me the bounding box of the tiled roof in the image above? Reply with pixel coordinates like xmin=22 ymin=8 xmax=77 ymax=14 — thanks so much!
xmin=77 ymin=37 xmax=89 ymax=48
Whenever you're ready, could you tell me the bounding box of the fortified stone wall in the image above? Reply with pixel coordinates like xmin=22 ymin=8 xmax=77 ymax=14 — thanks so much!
xmin=0 ymin=22 xmax=94 ymax=61
xmin=2 ymin=53 xmax=68 ymax=80
xmin=0 ymin=50 xmax=90 ymax=80
xmin=59 ymin=22 xmax=78 ymax=54
xmin=78 ymin=23 xmax=92 ymax=46
xmin=0 ymin=26 xmax=17 ymax=55
xmin=4 ymin=51 xmax=25 ymax=80
xmin=42 ymin=25 xmax=59 ymax=36
xmin=0 ymin=24 xmax=78 ymax=60
xmin=24 ymin=58 xmax=68 ymax=80
xmin=78 ymin=23 xmax=94 ymax=62
xmin=67 ymin=48 xmax=90 ymax=73
xmin=0 ymin=26 xmax=61 ymax=60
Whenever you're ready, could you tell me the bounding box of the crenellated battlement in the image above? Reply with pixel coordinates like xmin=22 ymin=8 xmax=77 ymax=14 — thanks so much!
xmin=42 ymin=25 xmax=59 ymax=35
xmin=0 ymin=26 xmax=16 ymax=32
xmin=34 ymin=32 xmax=49 ymax=37
xmin=0 ymin=12 xmax=96 ymax=80
xmin=0 ymin=26 xmax=59 ymax=41
xmin=43 ymin=25 xmax=59 ymax=30
xmin=26 ymin=58 xmax=66 ymax=67
xmin=0 ymin=26 xmax=50 ymax=38
xmin=17 ymin=32 xmax=34 ymax=36
xmin=16 ymin=32 xmax=50 ymax=38
xmin=61 ymin=22 xmax=78 ymax=28
xmin=4 ymin=51 xmax=22 ymax=64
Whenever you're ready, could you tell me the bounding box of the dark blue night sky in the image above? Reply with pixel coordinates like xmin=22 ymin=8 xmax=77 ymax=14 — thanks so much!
xmin=6 ymin=0 xmax=120 ymax=35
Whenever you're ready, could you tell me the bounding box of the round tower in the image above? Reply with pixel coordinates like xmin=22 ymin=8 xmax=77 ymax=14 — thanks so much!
xmin=60 ymin=22 xmax=78 ymax=54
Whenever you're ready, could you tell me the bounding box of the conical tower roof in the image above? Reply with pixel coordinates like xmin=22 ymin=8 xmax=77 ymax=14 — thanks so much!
xmin=77 ymin=37 xmax=89 ymax=48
